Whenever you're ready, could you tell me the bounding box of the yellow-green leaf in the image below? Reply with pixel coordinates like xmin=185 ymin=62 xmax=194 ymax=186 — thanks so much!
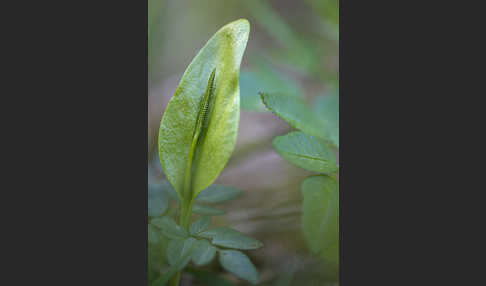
xmin=158 ymin=19 xmax=250 ymax=203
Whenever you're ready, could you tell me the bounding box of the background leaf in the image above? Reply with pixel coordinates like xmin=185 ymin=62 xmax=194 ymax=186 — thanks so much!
xmin=148 ymin=224 xmax=162 ymax=244
xmin=193 ymin=204 xmax=226 ymax=216
xmin=158 ymin=19 xmax=250 ymax=200
xmin=301 ymin=175 xmax=339 ymax=266
xmin=219 ymin=250 xmax=259 ymax=284
xmin=260 ymin=93 xmax=328 ymax=141
xmin=273 ymin=131 xmax=338 ymax=173
xmin=151 ymin=216 xmax=188 ymax=240
xmin=167 ymin=237 xmax=197 ymax=266
xmin=191 ymin=239 xmax=217 ymax=266
xmin=151 ymin=240 xmax=196 ymax=286
xmin=240 ymin=59 xmax=303 ymax=111
xmin=148 ymin=183 xmax=169 ymax=217
xmin=189 ymin=216 xmax=211 ymax=235
xmin=196 ymin=185 xmax=243 ymax=203
xmin=200 ymin=227 xmax=263 ymax=250
xmin=313 ymin=92 xmax=339 ymax=147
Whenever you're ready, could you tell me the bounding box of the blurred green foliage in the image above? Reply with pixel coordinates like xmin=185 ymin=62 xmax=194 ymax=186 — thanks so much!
xmin=149 ymin=1 xmax=339 ymax=285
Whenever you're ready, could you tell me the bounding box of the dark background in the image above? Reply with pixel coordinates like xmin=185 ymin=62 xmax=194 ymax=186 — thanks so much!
xmin=2 ymin=0 xmax=481 ymax=285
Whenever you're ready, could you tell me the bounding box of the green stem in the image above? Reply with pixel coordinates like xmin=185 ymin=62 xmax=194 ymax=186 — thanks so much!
xmin=169 ymin=199 xmax=194 ymax=286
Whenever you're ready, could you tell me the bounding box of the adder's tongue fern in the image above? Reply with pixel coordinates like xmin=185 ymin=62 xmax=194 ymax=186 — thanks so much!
xmin=183 ymin=68 xmax=217 ymax=202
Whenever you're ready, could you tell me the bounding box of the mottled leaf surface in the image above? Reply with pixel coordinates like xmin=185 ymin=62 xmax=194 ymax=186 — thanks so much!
xmin=219 ymin=250 xmax=259 ymax=284
xmin=158 ymin=19 xmax=250 ymax=200
xmin=273 ymin=131 xmax=338 ymax=173
xmin=301 ymin=175 xmax=339 ymax=266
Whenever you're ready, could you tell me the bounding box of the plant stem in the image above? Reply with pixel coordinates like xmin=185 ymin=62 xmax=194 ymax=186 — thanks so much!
xmin=169 ymin=199 xmax=194 ymax=286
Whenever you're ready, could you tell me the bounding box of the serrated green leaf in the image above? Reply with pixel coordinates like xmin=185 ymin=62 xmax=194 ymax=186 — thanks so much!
xmin=158 ymin=19 xmax=250 ymax=203
xmin=148 ymin=183 xmax=169 ymax=217
xmin=313 ymin=92 xmax=339 ymax=147
xmin=301 ymin=175 xmax=339 ymax=266
xmin=193 ymin=204 xmax=226 ymax=216
xmin=273 ymin=131 xmax=338 ymax=173
xmin=167 ymin=237 xmax=197 ymax=266
xmin=189 ymin=216 xmax=211 ymax=235
xmin=219 ymin=250 xmax=259 ymax=284
xmin=191 ymin=239 xmax=217 ymax=266
xmin=151 ymin=216 xmax=188 ymax=240
xmin=196 ymin=185 xmax=243 ymax=203
xmin=199 ymin=227 xmax=263 ymax=250
xmin=260 ymin=93 xmax=328 ymax=141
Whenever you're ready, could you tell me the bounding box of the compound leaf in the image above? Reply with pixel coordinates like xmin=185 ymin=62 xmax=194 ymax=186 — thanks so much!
xmin=151 ymin=216 xmax=188 ymax=240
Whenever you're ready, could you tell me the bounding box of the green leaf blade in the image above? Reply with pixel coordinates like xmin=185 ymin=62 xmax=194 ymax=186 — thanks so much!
xmin=239 ymin=59 xmax=303 ymax=111
xmin=193 ymin=204 xmax=226 ymax=216
xmin=148 ymin=224 xmax=162 ymax=244
xmin=260 ymin=93 xmax=328 ymax=140
xmin=273 ymin=131 xmax=338 ymax=173
xmin=151 ymin=238 xmax=197 ymax=286
xmin=151 ymin=216 xmax=188 ymax=240
xmin=189 ymin=216 xmax=211 ymax=235
xmin=196 ymin=185 xmax=243 ymax=203
xmin=191 ymin=239 xmax=217 ymax=266
xmin=313 ymin=92 xmax=339 ymax=147
xmin=301 ymin=175 xmax=339 ymax=266
xmin=167 ymin=237 xmax=197 ymax=266
xmin=219 ymin=250 xmax=259 ymax=284
xmin=158 ymin=19 xmax=250 ymax=201
xmin=200 ymin=227 xmax=263 ymax=250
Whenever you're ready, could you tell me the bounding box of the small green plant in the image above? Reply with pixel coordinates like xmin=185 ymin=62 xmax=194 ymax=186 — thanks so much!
xmin=260 ymin=91 xmax=339 ymax=274
xmin=149 ymin=19 xmax=263 ymax=286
